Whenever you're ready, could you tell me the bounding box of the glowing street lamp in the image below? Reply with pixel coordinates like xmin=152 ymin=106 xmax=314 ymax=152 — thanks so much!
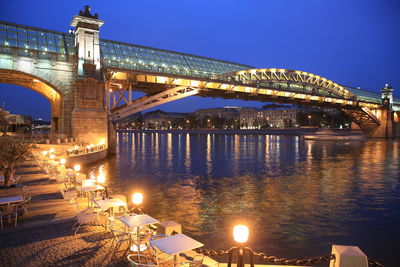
xmin=59 ymin=158 xmax=66 ymax=165
xmin=97 ymin=173 xmax=105 ymax=184
xmin=74 ymin=164 xmax=81 ymax=172
xmin=132 ymin=192 xmax=143 ymax=205
xmin=228 ymin=224 xmax=254 ymax=267
xmin=130 ymin=192 xmax=144 ymax=214
xmin=233 ymin=225 xmax=249 ymax=243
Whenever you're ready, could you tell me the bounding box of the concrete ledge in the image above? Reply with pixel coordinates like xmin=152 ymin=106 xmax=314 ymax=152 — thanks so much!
xmin=65 ymin=148 xmax=107 ymax=167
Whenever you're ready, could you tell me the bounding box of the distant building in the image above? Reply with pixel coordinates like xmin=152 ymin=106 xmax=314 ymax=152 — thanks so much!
xmin=143 ymin=110 xmax=188 ymax=129
xmin=121 ymin=104 xmax=349 ymax=130
xmin=193 ymin=106 xmax=241 ymax=120
xmin=7 ymin=114 xmax=32 ymax=125
xmin=239 ymin=107 xmax=302 ymax=129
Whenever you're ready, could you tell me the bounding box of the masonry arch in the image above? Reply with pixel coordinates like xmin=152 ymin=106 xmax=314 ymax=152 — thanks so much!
xmin=0 ymin=69 xmax=63 ymax=135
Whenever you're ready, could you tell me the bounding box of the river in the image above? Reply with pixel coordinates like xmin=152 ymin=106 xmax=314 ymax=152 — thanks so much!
xmin=87 ymin=132 xmax=400 ymax=266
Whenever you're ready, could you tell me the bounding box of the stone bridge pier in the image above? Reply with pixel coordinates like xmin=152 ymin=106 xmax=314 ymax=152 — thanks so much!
xmin=351 ymin=84 xmax=400 ymax=138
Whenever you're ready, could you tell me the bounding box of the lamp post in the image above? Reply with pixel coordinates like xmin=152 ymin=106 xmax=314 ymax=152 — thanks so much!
xmin=74 ymin=164 xmax=81 ymax=172
xmin=97 ymin=172 xmax=108 ymax=199
xmin=227 ymin=224 xmax=254 ymax=267
xmin=308 ymin=114 xmax=312 ymax=126
xmin=130 ymin=192 xmax=144 ymax=214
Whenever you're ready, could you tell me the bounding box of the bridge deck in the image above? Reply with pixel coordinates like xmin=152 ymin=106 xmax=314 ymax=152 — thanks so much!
xmin=1 ymin=20 xmax=399 ymax=110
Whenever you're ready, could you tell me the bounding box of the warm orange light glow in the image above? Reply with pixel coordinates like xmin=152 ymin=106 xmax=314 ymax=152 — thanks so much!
xmin=233 ymin=224 xmax=249 ymax=243
xmin=132 ymin=192 xmax=143 ymax=205
xmin=60 ymin=158 xmax=66 ymax=165
xmin=74 ymin=164 xmax=81 ymax=172
xmin=49 ymin=148 xmax=55 ymax=154
xmin=97 ymin=173 xmax=105 ymax=184
xmin=49 ymin=154 xmax=55 ymax=159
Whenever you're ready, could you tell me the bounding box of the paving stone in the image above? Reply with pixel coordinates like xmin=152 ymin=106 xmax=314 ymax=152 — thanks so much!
xmin=0 ymin=221 xmax=132 ymax=266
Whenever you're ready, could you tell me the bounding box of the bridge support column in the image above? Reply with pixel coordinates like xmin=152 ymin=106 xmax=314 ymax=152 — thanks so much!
xmin=107 ymin=120 xmax=117 ymax=155
xmin=393 ymin=111 xmax=400 ymax=138
xmin=71 ymin=78 xmax=108 ymax=145
xmin=356 ymin=108 xmax=394 ymax=138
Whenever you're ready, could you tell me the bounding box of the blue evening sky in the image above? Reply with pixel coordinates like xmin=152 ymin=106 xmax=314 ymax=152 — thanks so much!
xmin=0 ymin=0 xmax=399 ymax=121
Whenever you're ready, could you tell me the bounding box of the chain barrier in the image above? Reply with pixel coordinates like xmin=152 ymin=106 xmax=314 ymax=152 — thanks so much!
xmin=195 ymin=248 xmax=384 ymax=266
xmin=368 ymin=258 xmax=384 ymax=267
xmin=194 ymin=248 xmax=229 ymax=257
xmin=253 ymin=252 xmax=335 ymax=265
xmin=194 ymin=248 xmax=334 ymax=266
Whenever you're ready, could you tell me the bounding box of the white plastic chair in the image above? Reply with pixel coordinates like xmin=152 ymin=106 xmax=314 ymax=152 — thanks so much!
xmin=0 ymin=204 xmax=18 ymax=230
xmin=109 ymin=224 xmax=131 ymax=259
xmin=71 ymin=203 xmax=98 ymax=234
xmin=149 ymin=234 xmax=173 ymax=266
xmin=17 ymin=196 xmax=31 ymax=217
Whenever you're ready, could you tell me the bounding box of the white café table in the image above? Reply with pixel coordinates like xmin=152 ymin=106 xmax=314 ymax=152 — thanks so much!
xmin=118 ymin=214 xmax=159 ymax=252
xmin=150 ymin=233 xmax=204 ymax=266
xmin=93 ymin=198 xmax=126 ymax=211
xmin=118 ymin=214 xmax=159 ymax=229
xmin=78 ymin=185 xmax=105 ymax=205
xmin=92 ymin=198 xmax=127 ymax=229
xmin=0 ymin=195 xmax=24 ymax=205
xmin=92 ymin=197 xmax=126 ymax=217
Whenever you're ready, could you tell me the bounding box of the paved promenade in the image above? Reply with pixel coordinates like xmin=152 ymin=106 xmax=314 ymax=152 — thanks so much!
xmin=0 ymin=221 xmax=126 ymax=266
xmin=0 ymin=161 xmax=75 ymax=228
xmin=0 ymin=160 xmax=127 ymax=266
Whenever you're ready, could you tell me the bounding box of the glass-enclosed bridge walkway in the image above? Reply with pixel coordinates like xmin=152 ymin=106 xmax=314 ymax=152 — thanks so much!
xmin=0 ymin=20 xmax=399 ymax=122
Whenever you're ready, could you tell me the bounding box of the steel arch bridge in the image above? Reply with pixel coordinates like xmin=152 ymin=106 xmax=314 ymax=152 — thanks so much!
xmin=0 ymin=5 xmax=399 ymax=146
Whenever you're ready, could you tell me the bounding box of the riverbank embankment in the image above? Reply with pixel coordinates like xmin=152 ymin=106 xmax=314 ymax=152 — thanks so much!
xmin=118 ymin=128 xmax=364 ymax=136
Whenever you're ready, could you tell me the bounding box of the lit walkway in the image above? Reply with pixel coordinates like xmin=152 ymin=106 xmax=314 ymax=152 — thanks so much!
xmin=0 ymin=160 xmax=75 ymax=230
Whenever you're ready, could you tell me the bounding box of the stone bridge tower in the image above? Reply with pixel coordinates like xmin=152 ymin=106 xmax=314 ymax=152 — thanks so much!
xmin=69 ymin=6 xmax=108 ymax=148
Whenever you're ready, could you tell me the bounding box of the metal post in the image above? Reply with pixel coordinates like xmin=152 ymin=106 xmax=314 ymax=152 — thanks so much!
xmin=128 ymin=83 xmax=132 ymax=104
xmin=237 ymin=247 xmax=244 ymax=267
xmin=105 ymin=80 xmax=110 ymax=114
xmin=112 ymin=89 xmax=116 ymax=108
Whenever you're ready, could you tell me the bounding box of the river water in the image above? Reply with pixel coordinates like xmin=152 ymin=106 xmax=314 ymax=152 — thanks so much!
xmin=87 ymin=132 xmax=400 ymax=265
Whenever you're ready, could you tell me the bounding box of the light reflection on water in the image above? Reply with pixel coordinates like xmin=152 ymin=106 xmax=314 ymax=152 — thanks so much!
xmin=88 ymin=132 xmax=400 ymax=265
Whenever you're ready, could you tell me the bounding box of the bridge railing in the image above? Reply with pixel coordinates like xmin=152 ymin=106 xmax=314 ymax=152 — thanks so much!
xmin=0 ymin=45 xmax=73 ymax=62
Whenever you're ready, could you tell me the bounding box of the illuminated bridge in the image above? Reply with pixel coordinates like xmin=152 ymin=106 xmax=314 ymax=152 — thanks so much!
xmin=0 ymin=6 xmax=399 ymax=150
